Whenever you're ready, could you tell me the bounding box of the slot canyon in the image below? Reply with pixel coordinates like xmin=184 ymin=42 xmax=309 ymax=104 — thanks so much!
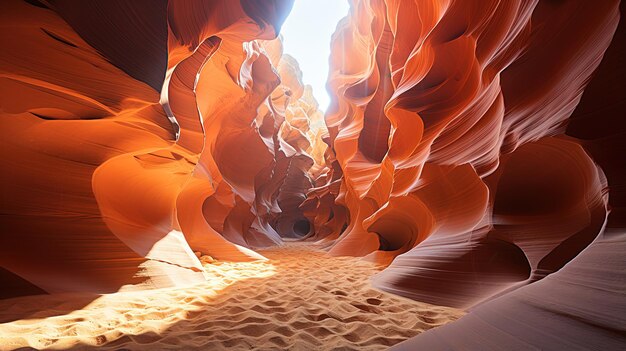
xmin=1 ymin=0 xmax=625 ymax=350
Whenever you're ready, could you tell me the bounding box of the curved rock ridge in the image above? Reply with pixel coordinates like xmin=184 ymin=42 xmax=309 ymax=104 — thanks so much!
xmin=316 ymin=0 xmax=618 ymax=288
xmin=0 ymin=0 xmax=342 ymax=296
xmin=305 ymin=0 xmax=624 ymax=349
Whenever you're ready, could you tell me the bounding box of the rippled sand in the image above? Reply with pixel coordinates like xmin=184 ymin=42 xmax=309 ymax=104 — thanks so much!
xmin=0 ymin=243 xmax=463 ymax=350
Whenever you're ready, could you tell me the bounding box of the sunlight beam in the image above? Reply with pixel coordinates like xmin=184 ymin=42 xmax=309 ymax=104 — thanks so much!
xmin=280 ymin=0 xmax=350 ymax=112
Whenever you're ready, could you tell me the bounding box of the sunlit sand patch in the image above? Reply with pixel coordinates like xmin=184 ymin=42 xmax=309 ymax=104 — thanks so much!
xmin=0 ymin=261 xmax=277 ymax=350
xmin=0 ymin=244 xmax=463 ymax=350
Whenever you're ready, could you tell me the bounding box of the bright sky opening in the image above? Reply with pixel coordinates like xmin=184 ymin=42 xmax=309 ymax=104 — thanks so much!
xmin=280 ymin=0 xmax=350 ymax=112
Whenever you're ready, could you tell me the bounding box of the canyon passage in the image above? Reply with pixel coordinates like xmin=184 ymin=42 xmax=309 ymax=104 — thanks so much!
xmin=1 ymin=1 xmax=625 ymax=350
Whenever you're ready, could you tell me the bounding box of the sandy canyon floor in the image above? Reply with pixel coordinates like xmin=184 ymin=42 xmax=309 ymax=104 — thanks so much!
xmin=0 ymin=243 xmax=463 ymax=350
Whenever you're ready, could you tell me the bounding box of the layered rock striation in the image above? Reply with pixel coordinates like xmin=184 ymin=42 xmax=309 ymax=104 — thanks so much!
xmin=0 ymin=0 xmax=329 ymax=296
xmin=309 ymin=0 xmax=625 ymax=349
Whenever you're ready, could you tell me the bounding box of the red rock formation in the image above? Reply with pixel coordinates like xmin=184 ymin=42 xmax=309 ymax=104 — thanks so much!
xmin=0 ymin=0 xmax=301 ymax=296
xmin=391 ymin=2 xmax=626 ymax=348
xmin=313 ymin=0 xmax=625 ymax=349
xmin=321 ymin=0 xmax=618 ymax=259
xmin=373 ymin=137 xmax=609 ymax=308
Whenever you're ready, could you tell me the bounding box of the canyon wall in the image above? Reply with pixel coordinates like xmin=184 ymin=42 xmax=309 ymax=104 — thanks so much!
xmin=0 ymin=0 xmax=321 ymax=296
xmin=312 ymin=0 xmax=625 ymax=349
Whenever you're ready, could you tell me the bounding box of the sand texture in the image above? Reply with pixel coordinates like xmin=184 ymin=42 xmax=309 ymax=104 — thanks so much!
xmin=0 ymin=244 xmax=463 ymax=350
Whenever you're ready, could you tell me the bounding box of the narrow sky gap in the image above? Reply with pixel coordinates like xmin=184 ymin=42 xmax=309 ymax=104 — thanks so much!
xmin=280 ymin=0 xmax=350 ymax=112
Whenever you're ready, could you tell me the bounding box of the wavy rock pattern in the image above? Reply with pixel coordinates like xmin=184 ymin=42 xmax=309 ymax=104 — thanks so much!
xmin=310 ymin=0 xmax=625 ymax=349
xmin=0 ymin=0 xmax=324 ymax=296
xmin=321 ymin=0 xmax=618 ymax=260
